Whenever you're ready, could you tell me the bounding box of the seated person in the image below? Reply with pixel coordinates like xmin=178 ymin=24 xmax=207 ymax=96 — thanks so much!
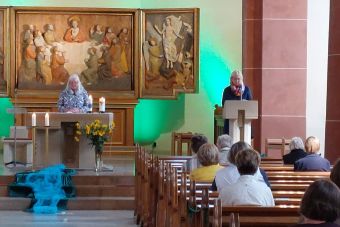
xmin=212 ymin=141 xmax=270 ymax=192
xmin=187 ymin=134 xmax=208 ymax=171
xmin=292 ymin=179 xmax=340 ymax=227
xmin=219 ymin=148 xmax=275 ymax=206
xmin=331 ymin=159 xmax=340 ymax=225
xmin=216 ymin=134 xmax=233 ymax=165
xmin=57 ymin=74 xmax=89 ymax=113
xmin=331 ymin=159 xmax=340 ymax=188
xmin=283 ymin=137 xmax=307 ymax=164
xmin=190 ymin=143 xmax=223 ymax=182
xmin=294 ymin=136 xmax=331 ymax=172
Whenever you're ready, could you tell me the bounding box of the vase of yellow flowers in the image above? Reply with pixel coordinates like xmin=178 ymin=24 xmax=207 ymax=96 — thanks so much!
xmin=75 ymin=119 xmax=114 ymax=172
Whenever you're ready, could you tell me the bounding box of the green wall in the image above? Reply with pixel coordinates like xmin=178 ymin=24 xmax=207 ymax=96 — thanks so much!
xmin=0 ymin=0 xmax=242 ymax=153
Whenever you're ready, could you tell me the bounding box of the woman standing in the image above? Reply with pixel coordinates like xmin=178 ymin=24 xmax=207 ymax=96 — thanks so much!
xmin=222 ymin=70 xmax=252 ymax=134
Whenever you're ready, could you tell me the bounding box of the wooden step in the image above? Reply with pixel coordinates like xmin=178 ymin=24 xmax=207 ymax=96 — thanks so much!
xmin=73 ymin=175 xmax=135 ymax=186
xmin=76 ymin=185 xmax=134 ymax=197
xmin=0 ymin=185 xmax=135 ymax=197
xmin=68 ymin=197 xmax=134 ymax=210
xmin=0 ymin=175 xmax=135 ymax=186
xmin=0 ymin=196 xmax=134 ymax=210
xmin=0 ymin=197 xmax=31 ymax=210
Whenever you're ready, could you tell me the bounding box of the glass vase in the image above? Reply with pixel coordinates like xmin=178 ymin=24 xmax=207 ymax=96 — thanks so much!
xmin=94 ymin=146 xmax=103 ymax=172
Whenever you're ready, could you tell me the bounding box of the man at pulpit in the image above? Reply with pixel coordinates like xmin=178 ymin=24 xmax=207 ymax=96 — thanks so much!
xmin=57 ymin=74 xmax=89 ymax=113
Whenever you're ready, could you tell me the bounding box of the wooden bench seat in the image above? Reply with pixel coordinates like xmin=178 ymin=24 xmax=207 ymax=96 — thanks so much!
xmin=211 ymin=199 xmax=300 ymax=227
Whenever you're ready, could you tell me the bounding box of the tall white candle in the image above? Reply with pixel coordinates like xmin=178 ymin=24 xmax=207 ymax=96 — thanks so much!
xmin=88 ymin=95 xmax=93 ymax=112
xmin=45 ymin=113 xmax=49 ymax=127
xmin=32 ymin=113 xmax=36 ymax=127
xmin=99 ymin=97 xmax=105 ymax=113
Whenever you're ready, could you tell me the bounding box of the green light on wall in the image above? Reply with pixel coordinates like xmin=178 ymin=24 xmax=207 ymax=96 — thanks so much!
xmin=200 ymin=47 xmax=232 ymax=105
xmin=134 ymin=95 xmax=185 ymax=145
xmin=0 ymin=98 xmax=14 ymax=137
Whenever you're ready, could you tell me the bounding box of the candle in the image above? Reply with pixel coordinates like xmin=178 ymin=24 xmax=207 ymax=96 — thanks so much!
xmin=99 ymin=97 xmax=105 ymax=113
xmin=88 ymin=95 xmax=93 ymax=113
xmin=45 ymin=113 xmax=49 ymax=127
xmin=32 ymin=113 xmax=36 ymax=127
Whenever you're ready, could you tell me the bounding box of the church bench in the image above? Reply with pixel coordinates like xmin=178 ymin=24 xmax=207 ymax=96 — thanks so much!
xmin=211 ymin=199 xmax=299 ymax=227
xmin=260 ymin=165 xmax=294 ymax=171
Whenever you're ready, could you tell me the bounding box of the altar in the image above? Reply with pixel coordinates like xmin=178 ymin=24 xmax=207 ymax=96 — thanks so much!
xmin=26 ymin=112 xmax=113 ymax=169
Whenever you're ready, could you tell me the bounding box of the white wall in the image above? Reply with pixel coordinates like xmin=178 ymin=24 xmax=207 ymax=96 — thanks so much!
xmin=306 ymin=0 xmax=330 ymax=156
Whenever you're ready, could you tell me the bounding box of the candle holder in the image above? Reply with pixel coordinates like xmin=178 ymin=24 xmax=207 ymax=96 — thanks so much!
xmin=32 ymin=126 xmax=36 ymax=169
xmin=44 ymin=126 xmax=49 ymax=166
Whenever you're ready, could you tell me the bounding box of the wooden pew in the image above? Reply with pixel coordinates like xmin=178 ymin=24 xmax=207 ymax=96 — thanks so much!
xmin=212 ymin=199 xmax=299 ymax=227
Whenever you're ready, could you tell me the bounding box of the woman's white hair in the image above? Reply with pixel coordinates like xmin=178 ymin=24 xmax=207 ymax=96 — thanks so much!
xmin=230 ymin=70 xmax=243 ymax=81
xmin=65 ymin=74 xmax=85 ymax=92
xmin=217 ymin=134 xmax=233 ymax=149
xmin=289 ymin=137 xmax=305 ymax=151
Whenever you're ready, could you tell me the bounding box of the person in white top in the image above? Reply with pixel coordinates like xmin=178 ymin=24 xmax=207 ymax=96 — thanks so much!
xmin=216 ymin=134 xmax=233 ymax=165
xmin=214 ymin=141 xmax=268 ymax=192
xmin=219 ymin=148 xmax=275 ymax=206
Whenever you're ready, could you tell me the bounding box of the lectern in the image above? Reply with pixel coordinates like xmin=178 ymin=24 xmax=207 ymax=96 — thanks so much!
xmin=223 ymin=100 xmax=258 ymax=144
xmin=26 ymin=112 xmax=113 ymax=169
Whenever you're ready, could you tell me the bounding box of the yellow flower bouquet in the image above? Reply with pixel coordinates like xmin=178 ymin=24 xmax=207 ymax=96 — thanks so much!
xmin=75 ymin=119 xmax=114 ymax=153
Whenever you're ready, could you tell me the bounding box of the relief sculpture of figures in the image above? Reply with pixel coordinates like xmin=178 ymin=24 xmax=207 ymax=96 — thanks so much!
xmin=154 ymin=16 xmax=184 ymax=69
xmin=19 ymin=38 xmax=37 ymax=82
xmin=64 ymin=16 xmax=86 ymax=43
xmin=23 ymin=24 xmax=35 ymax=46
xmin=109 ymin=37 xmax=124 ymax=78
xmin=51 ymin=46 xmax=69 ymax=85
xmin=144 ymin=37 xmax=163 ymax=80
xmin=43 ymin=24 xmax=58 ymax=45
xmin=80 ymin=47 xmax=99 ymax=85
xmin=90 ymin=24 xmax=104 ymax=45
xmin=15 ymin=11 xmax=135 ymax=92
xmin=102 ymin=27 xmax=116 ymax=47
xmin=143 ymin=14 xmax=195 ymax=92
xmin=36 ymin=46 xmax=52 ymax=85
xmin=98 ymin=45 xmax=112 ymax=81
xmin=118 ymin=28 xmax=129 ymax=73
xmin=34 ymin=30 xmax=46 ymax=48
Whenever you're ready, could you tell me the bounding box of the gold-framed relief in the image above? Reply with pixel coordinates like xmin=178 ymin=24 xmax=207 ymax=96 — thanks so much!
xmin=10 ymin=7 xmax=139 ymax=100
xmin=140 ymin=8 xmax=199 ymax=99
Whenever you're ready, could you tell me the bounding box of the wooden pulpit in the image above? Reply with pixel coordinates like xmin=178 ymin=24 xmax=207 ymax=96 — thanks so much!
xmin=223 ymin=100 xmax=258 ymax=145
xmin=26 ymin=112 xmax=113 ymax=169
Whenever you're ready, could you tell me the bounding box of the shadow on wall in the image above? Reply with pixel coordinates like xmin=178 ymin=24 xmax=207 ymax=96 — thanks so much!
xmin=0 ymin=98 xmax=14 ymax=137
xmin=134 ymin=94 xmax=185 ymax=145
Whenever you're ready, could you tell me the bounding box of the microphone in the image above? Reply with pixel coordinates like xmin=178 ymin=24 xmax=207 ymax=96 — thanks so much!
xmin=240 ymin=86 xmax=243 ymax=101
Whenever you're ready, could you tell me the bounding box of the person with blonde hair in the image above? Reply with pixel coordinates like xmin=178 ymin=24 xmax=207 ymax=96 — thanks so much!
xmin=294 ymin=136 xmax=331 ymax=171
xmin=190 ymin=143 xmax=223 ymax=181
xmin=222 ymin=70 xmax=252 ymax=134
xmin=283 ymin=137 xmax=307 ymax=164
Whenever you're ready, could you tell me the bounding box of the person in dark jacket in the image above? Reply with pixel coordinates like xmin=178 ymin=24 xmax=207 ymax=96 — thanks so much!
xmin=221 ymin=70 xmax=252 ymax=134
xmin=283 ymin=137 xmax=307 ymax=164
xmin=294 ymin=136 xmax=331 ymax=172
